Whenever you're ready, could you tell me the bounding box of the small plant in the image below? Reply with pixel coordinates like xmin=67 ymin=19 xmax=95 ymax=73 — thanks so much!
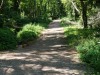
xmin=17 ymin=23 xmax=44 ymax=44
xmin=0 ymin=28 xmax=17 ymax=50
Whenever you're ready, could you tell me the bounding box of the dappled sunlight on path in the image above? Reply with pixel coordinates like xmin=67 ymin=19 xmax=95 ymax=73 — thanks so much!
xmin=0 ymin=20 xmax=93 ymax=75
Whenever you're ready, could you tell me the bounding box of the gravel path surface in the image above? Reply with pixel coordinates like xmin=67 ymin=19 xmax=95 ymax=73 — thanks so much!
xmin=0 ymin=20 xmax=93 ymax=75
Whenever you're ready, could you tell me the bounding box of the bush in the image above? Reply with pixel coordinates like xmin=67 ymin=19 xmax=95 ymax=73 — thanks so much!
xmin=0 ymin=28 xmax=17 ymax=50
xmin=76 ymin=39 xmax=100 ymax=72
xmin=17 ymin=23 xmax=44 ymax=44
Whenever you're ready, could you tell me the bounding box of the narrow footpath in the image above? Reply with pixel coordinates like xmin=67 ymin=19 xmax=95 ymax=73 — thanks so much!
xmin=0 ymin=20 xmax=93 ymax=75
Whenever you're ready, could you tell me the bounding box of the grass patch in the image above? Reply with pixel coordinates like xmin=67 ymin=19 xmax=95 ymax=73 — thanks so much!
xmin=64 ymin=27 xmax=98 ymax=45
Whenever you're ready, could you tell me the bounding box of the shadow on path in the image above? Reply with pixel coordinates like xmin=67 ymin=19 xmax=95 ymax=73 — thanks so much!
xmin=0 ymin=20 xmax=94 ymax=75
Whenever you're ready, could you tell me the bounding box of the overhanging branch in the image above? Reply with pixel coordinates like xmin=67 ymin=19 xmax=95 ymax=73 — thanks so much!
xmin=70 ymin=0 xmax=80 ymax=14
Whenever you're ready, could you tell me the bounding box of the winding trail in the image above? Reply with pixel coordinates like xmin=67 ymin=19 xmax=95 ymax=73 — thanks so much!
xmin=0 ymin=20 xmax=93 ymax=75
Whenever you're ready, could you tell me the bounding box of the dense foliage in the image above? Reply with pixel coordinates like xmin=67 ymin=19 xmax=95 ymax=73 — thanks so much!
xmin=63 ymin=0 xmax=100 ymax=28
xmin=76 ymin=39 xmax=100 ymax=72
xmin=0 ymin=28 xmax=17 ymax=50
xmin=0 ymin=0 xmax=66 ymax=28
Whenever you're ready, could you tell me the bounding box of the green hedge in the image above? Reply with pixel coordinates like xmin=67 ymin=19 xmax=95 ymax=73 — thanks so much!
xmin=17 ymin=23 xmax=44 ymax=44
xmin=0 ymin=28 xmax=17 ymax=50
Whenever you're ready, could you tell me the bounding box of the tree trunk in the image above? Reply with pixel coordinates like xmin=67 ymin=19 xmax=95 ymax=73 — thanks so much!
xmin=75 ymin=9 xmax=79 ymax=20
xmin=13 ymin=0 xmax=20 ymax=11
xmin=0 ymin=15 xmax=3 ymax=28
xmin=80 ymin=1 xmax=88 ymax=28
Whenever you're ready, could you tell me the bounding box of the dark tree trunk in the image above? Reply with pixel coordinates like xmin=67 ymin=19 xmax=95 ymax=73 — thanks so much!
xmin=74 ymin=9 xmax=79 ymax=20
xmin=13 ymin=0 xmax=20 ymax=11
xmin=0 ymin=15 xmax=3 ymax=28
xmin=80 ymin=1 xmax=88 ymax=28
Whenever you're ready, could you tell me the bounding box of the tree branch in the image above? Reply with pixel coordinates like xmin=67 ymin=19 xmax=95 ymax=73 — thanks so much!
xmin=0 ymin=0 xmax=3 ymax=9
xmin=70 ymin=0 xmax=80 ymax=14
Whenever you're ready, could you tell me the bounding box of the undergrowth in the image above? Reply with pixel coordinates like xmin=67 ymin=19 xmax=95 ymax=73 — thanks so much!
xmin=61 ymin=17 xmax=100 ymax=73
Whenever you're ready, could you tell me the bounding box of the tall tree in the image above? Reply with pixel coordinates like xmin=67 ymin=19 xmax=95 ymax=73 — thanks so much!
xmin=80 ymin=0 xmax=88 ymax=28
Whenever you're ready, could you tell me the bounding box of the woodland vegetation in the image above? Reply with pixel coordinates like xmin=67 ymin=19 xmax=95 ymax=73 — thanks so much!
xmin=0 ymin=0 xmax=100 ymax=73
xmin=0 ymin=0 xmax=66 ymax=50
xmin=60 ymin=0 xmax=100 ymax=73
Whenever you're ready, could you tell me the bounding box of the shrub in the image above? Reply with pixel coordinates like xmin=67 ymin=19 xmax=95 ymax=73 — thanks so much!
xmin=76 ymin=39 xmax=100 ymax=72
xmin=17 ymin=23 xmax=44 ymax=44
xmin=0 ymin=28 xmax=17 ymax=50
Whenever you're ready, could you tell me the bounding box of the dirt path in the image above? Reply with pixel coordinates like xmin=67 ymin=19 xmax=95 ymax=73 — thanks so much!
xmin=0 ymin=20 xmax=93 ymax=75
